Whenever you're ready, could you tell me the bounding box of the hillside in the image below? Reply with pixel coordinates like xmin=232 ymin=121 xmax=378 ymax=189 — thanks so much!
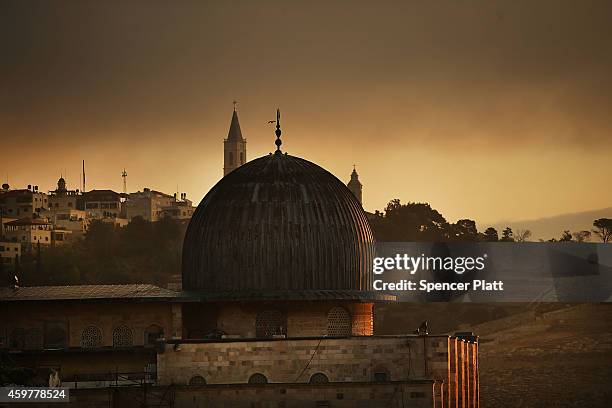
xmin=491 ymin=207 xmax=612 ymax=241
xmin=375 ymin=303 xmax=612 ymax=407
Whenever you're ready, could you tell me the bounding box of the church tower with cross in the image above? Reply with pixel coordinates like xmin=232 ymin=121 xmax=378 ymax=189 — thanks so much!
xmin=223 ymin=102 xmax=247 ymax=176
xmin=347 ymin=165 xmax=363 ymax=205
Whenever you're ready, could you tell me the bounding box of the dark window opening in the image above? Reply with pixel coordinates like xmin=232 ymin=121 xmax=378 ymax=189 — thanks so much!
xmin=248 ymin=373 xmax=268 ymax=384
xmin=189 ymin=375 xmax=206 ymax=386
xmin=255 ymin=310 xmax=285 ymax=338
xmin=309 ymin=373 xmax=329 ymax=384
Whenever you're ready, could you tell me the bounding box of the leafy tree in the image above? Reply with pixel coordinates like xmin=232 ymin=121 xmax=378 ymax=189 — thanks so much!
xmin=19 ymin=216 xmax=185 ymax=286
xmin=371 ymin=199 xmax=451 ymax=241
xmin=481 ymin=227 xmax=499 ymax=242
xmin=0 ymin=251 xmax=5 ymax=285
xmin=559 ymin=230 xmax=573 ymax=242
xmin=592 ymin=218 xmax=612 ymax=243
xmin=451 ymin=219 xmax=479 ymax=241
xmin=500 ymin=227 xmax=514 ymax=242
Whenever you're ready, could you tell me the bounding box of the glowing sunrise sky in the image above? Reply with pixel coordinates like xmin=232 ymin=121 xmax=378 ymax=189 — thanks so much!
xmin=1 ymin=0 xmax=611 ymax=226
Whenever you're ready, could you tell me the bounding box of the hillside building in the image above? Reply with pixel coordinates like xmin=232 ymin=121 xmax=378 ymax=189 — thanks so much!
xmin=124 ymin=188 xmax=175 ymax=222
xmin=3 ymin=217 xmax=52 ymax=248
xmin=0 ymin=184 xmax=48 ymax=219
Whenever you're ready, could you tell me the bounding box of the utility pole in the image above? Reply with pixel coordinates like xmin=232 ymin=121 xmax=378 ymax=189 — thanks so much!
xmin=82 ymin=160 xmax=86 ymax=192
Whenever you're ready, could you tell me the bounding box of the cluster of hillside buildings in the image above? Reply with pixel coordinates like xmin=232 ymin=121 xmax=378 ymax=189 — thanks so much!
xmin=0 ymin=107 xmax=364 ymax=270
xmin=0 ymin=181 xmax=196 ymax=266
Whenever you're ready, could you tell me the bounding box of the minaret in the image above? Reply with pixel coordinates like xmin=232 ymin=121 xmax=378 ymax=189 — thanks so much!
xmin=57 ymin=176 xmax=67 ymax=193
xmin=347 ymin=165 xmax=363 ymax=205
xmin=223 ymin=103 xmax=247 ymax=176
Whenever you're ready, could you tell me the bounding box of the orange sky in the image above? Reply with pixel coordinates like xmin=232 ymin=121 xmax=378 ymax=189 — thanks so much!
xmin=1 ymin=1 xmax=611 ymax=227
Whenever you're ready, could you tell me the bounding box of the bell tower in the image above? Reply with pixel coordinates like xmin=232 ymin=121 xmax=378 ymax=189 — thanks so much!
xmin=223 ymin=103 xmax=247 ymax=176
xmin=347 ymin=165 xmax=363 ymax=205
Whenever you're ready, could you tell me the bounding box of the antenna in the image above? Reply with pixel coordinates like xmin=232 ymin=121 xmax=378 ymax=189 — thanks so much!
xmin=122 ymin=169 xmax=128 ymax=194
xmin=82 ymin=160 xmax=86 ymax=192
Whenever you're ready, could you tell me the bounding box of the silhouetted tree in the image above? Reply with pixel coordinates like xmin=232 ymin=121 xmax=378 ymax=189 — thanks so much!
xmin=592 ymin=218 xmax=612 ymax=243
xmin=19 ymin=217 xmax=185 ymax=286
xmin=481 ymin=227 xmax=499 ymax=242
xmin=35 ymin=241 xmax=42 ymax=275
xmin=451 ymin=219 xmax=479 ymax=241
xmin=572 ymin=230 xmax=591 ymax=243
xmin=500 ymin=227 xmax=514 ymax=242
xmin=559 ymin=230 xmax=573 ymax=242
xmin=371 ymin=199 xmax=451 ymax=241
xmin=514 ymin=229 xmax=532 ymax=242
xmin=0 ymin=251 xmax=5 ymax=286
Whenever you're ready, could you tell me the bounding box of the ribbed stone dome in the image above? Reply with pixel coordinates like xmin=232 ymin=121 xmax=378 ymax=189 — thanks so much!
xmin=182 ymin=152 xmax=375 ymax=295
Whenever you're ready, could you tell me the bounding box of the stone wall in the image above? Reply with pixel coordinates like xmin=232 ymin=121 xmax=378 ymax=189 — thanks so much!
xmin=157 ymin=336 xmax=468 ymax=385
xmin=157 ymin=335 xmax=478 ymax=408
xmin=0 ymin=301 xmax=176 ymax=348
xmin=183 ymin=301 xmax=374 ymax=339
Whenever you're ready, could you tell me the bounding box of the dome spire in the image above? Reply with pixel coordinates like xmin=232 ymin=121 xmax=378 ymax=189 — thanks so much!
xmin=274 ymin=108 xmax=282 ymax=154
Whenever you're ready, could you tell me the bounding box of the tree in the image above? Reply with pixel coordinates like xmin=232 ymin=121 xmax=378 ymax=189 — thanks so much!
xmin=0 ymin=251 xmax=5 ymax=285
xmin=514 ymin=229 xmax=532 ymax=243
xmin=572 ymin=230 xmax=591 ymax=243
xmin=481 ymin=227 xmax=499 ymax=242
xmin=592 ymin=218 xmax=612 ymax=243
xmin=452 ymin=219 xmax=478 ymax=241
xmin=35 ymin=241 xmax=42 ymax=275
xmin=371 ymin=199 xmax=451 ymax=242
xmin=500 ymin=227 xmax=514 ymax=242
xmin=559 ymin=230 xmax=573 ymax=242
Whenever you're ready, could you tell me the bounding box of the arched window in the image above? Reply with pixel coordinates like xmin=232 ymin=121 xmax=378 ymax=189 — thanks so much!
xmin=144 ymin=324 xmax=164 ymax=346
xmin=248 ymin=373 xmax=268 ymax=384
xmin=327 ymin=307 xmax=352 ymax=336
xmin=81 ymin=326 xmax=103 ymax=348
xmin=9 ymin=328 xmax=26 ymax=349
xmin=255 ymin=310 xmax=285 ymax=338
xmin=112 ymin=325 xmax=133 ymax=347
xmin=309 ymin=373 xmax=329 ymax=384
xmin=189 ymin=375 xmax=206 ymax=386
xmin=229 ymin=152 xmax=234 ymax=166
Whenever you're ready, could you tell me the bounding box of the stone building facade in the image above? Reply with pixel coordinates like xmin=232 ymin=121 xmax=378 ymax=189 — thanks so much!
xmin=0 ymin=286 xmax=478 ymax=407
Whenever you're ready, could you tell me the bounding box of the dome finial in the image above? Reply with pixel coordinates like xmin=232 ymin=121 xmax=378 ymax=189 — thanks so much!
xmin=274 ymin=108 xmax=282 ymax=154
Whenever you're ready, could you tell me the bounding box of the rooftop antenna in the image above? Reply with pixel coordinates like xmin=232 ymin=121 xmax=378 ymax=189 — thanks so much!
xmin=122 ymin=169 xmax=128 ymax=194
xmin=82 ymin=160 xmax=86 ymax=192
